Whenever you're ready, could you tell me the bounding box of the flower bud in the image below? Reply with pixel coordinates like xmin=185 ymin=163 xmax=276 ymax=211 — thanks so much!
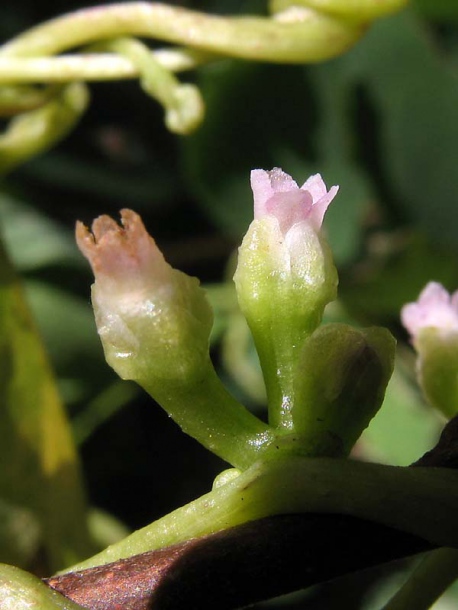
xmin=233 ymin=168 xmax=339 ymax=428
xmin=401 ymin=281 xmax=458 ymax=419
xmin=76 ymin=209 xmax=213 ymax=385
xmin=77 ymin=209 xmax=274 ymax=469
xmin=293 ymin=323 xmax=395 ymax=456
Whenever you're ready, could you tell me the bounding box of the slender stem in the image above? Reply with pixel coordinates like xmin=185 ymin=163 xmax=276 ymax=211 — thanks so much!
xmin=0 ymin=55 xmax=135 ymax=82
xmin=141 ymin=363 xmax=276 ymax=470
xmin=64 ymin=457 xmax=458 ymax=573
xmin=97 ymin=38 xmax=204 ymax=133
xmin=382 ymin=548 xmax=458 ymax=610
xmin=0 ymin=48 xmax=213 ymax=84
xmin=0 ymin=83 xmax=88 ymax=174
xmin=0 ymin=84 xmax=55 ymax=115
xmin=0 ymin=3 xmax=362 ymax=64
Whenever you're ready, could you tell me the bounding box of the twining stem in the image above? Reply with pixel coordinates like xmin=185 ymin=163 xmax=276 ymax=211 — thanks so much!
xmin=0 ymin=48 xmax=212 ymax=84
xmin=0 ymin=3 xmax=363 ymax=63
xmin=64 ymin=457 xmax=458 ymax=573
xmin=95 ymin=38 xmax=203 ymax=133
xmin=382 ymin=548 xmax=458 ymax=610
xmin=0 ymin=83 xmax=88 ymax=173
xmin=0 ymin=85 xmax=56 ymax=114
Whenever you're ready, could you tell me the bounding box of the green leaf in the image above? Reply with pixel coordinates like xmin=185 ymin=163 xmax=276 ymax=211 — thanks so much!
xmin=0 ymin=242 xmax=93 ymax=571
xmin=360 ymin=361 xmax=443 ymax=466
xmin=413 ymin=0 xmax=458 ymax=22
xmin=344 ymin=10 xmax=458 ymax=247
xmin=340 ymin=234 xmax=458 ymax=321
xmin=0 ymin=192 xmax=81 ymax=271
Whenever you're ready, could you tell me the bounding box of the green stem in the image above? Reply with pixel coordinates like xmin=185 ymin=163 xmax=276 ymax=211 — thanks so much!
xmin=0 ymin=48 xmax=212 ymax=84
xmin=0 ymin=54 xmax=136 ymax=83
xmin=64 ymin=457 xmax=458 ymax=573
xmin=0 ymin=85 xmax=55 ymax=115
xmin=0 ymin=82 xmax=88 ymax=174
xmin=141 ymin=363 xmax=276 ymax=470
xmin=382 ymin=548 xmax=458 ymax=610
xmin=0 ymin=3 xmax=363 ymax=64
xmin=97 ymin=38 xmax=204 ymax=134
xmin=0 ymin=564 xmax=85 ymax=609
xmin=270 ymin=0 xmax=408 ymax=20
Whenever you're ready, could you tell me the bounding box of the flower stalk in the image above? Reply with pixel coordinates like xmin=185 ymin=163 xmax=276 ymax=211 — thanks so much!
xmin=76 ymin=209 xmax=275 ymax=470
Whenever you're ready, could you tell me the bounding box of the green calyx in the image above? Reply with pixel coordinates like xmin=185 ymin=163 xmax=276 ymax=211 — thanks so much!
xmin=94 ymin=268 xmax=213 ymax=387
xmin=233 ymin=215 xmax=338 ymax=430
xmin=415 ymin=329 xmax=458 ymax=420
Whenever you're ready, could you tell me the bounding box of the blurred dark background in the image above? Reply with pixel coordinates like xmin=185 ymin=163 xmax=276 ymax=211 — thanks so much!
xmin=1 ymin=0 xmax=458 ymax=607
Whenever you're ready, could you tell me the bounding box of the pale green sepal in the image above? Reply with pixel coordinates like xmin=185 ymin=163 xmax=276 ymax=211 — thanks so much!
xmin=415 ymin=329 xmax=458 ymax=419
xmin=92 ymin=268 xmax=213 ymax=386
xmin=293 ymin=324 xmax=396 ymax=455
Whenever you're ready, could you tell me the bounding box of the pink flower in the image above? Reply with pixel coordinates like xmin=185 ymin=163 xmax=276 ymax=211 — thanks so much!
xmin=234 ymin=168 xmax=340 ymax=422
xmin=76 ymin=209 xmax=171 ymax=297
xmin=251 ymin=168 xmax=339 ymax=234
xmin=76 ymin=209 xmax=212 ymax=383
xmin=401 ymin=282 xmax=458 ymax=341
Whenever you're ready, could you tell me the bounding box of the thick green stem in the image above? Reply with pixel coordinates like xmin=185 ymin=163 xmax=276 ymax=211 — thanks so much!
xmin=0 ymin=564 xmax=85 ymax=609
xmin=64 ymin=457 xmax=458 ymax=573
xmin=0 ymin=3 xmax=362 ymax=64
xmin=141 ymin=363 xmax=276 ymax=470
xmin=382 ymin=548 xmax=458 ymax=610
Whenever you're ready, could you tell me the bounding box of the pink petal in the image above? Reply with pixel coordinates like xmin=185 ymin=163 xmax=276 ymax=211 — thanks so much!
xmin=250 ymin=167 xmax=338 ymax=233
xmin=265 ymin=190 xmax=313 ymax=234
xmin=300 ymin=173 xmax=327 ymax=201
xmin=76 ymin=209 xmax=165 ymax=286
xmin=251 ymin=168 xmax=298 ymax=219
xmin=308 ymin=185 xmax=339 ymax=231
xmin=401 ymin=281 xmax=458 ymax=338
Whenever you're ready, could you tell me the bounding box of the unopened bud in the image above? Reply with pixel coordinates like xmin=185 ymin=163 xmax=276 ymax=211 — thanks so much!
xmin=233 ymin=168 xmax=339 ymax=428
xmin=293 ymin=323 xmax=395 ymax=455
xmin=76 ymin=209 xmax=213 ymax=386
xmin=401 ymin=281 xmax=458 ymax=418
